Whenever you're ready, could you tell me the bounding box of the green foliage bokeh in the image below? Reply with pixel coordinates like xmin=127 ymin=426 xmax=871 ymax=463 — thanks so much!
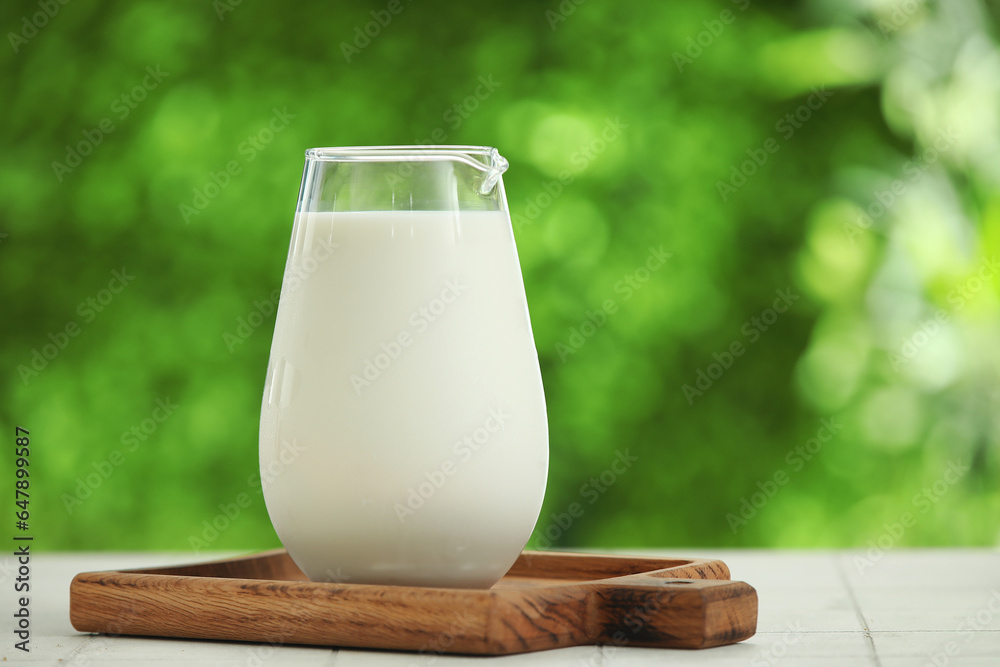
xmin=1 ymin=0 xmax=998 ymax=552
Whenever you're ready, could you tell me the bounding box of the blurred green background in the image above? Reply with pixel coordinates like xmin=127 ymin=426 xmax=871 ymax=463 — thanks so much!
xmin=1 ymin=0 xmax=997 ymax=552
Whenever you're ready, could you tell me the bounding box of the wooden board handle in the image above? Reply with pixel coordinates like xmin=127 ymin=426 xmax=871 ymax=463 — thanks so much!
xmin=592 ymin=577 xmax=758 ymax=649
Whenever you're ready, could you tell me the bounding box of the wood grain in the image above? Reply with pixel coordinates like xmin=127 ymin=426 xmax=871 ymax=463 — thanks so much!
xmin=69 ymin=549 xmax=757 ymax=655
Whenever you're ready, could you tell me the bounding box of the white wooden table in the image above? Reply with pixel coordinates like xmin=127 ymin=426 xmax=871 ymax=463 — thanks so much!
xmin=3 ymin=549 xmax=999 ymax=665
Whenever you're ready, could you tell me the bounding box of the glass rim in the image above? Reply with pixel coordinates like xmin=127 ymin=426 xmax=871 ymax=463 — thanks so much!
xmin=304 ymin=146 xmax=509 ymax=187
xmin=305 ymin=145 xmax=498 ymax=160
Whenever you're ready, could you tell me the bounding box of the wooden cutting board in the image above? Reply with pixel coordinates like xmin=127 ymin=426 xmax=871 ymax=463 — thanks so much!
xmin=70 ymin=549 xmax=757 ymax=655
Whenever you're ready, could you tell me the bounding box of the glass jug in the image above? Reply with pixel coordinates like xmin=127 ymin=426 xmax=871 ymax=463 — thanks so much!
xmin=259 ymin=146 xmax=549 ymax=588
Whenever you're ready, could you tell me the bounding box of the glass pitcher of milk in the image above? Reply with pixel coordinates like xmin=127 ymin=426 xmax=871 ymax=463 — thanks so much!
xmin=259 ymin=146 xmax=548 ymax=588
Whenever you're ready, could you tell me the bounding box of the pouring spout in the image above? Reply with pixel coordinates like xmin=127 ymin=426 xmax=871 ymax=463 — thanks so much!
xmin=478 ymin=148 xmax=509 ymax=195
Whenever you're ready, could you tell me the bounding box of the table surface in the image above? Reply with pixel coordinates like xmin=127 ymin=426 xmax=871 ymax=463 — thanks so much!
xmin=3 ymin=549 xmax=999 ymax=666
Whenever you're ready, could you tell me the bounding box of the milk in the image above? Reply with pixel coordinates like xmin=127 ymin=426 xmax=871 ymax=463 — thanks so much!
xmin=259 ymin=210 xmax=548 ymax=588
